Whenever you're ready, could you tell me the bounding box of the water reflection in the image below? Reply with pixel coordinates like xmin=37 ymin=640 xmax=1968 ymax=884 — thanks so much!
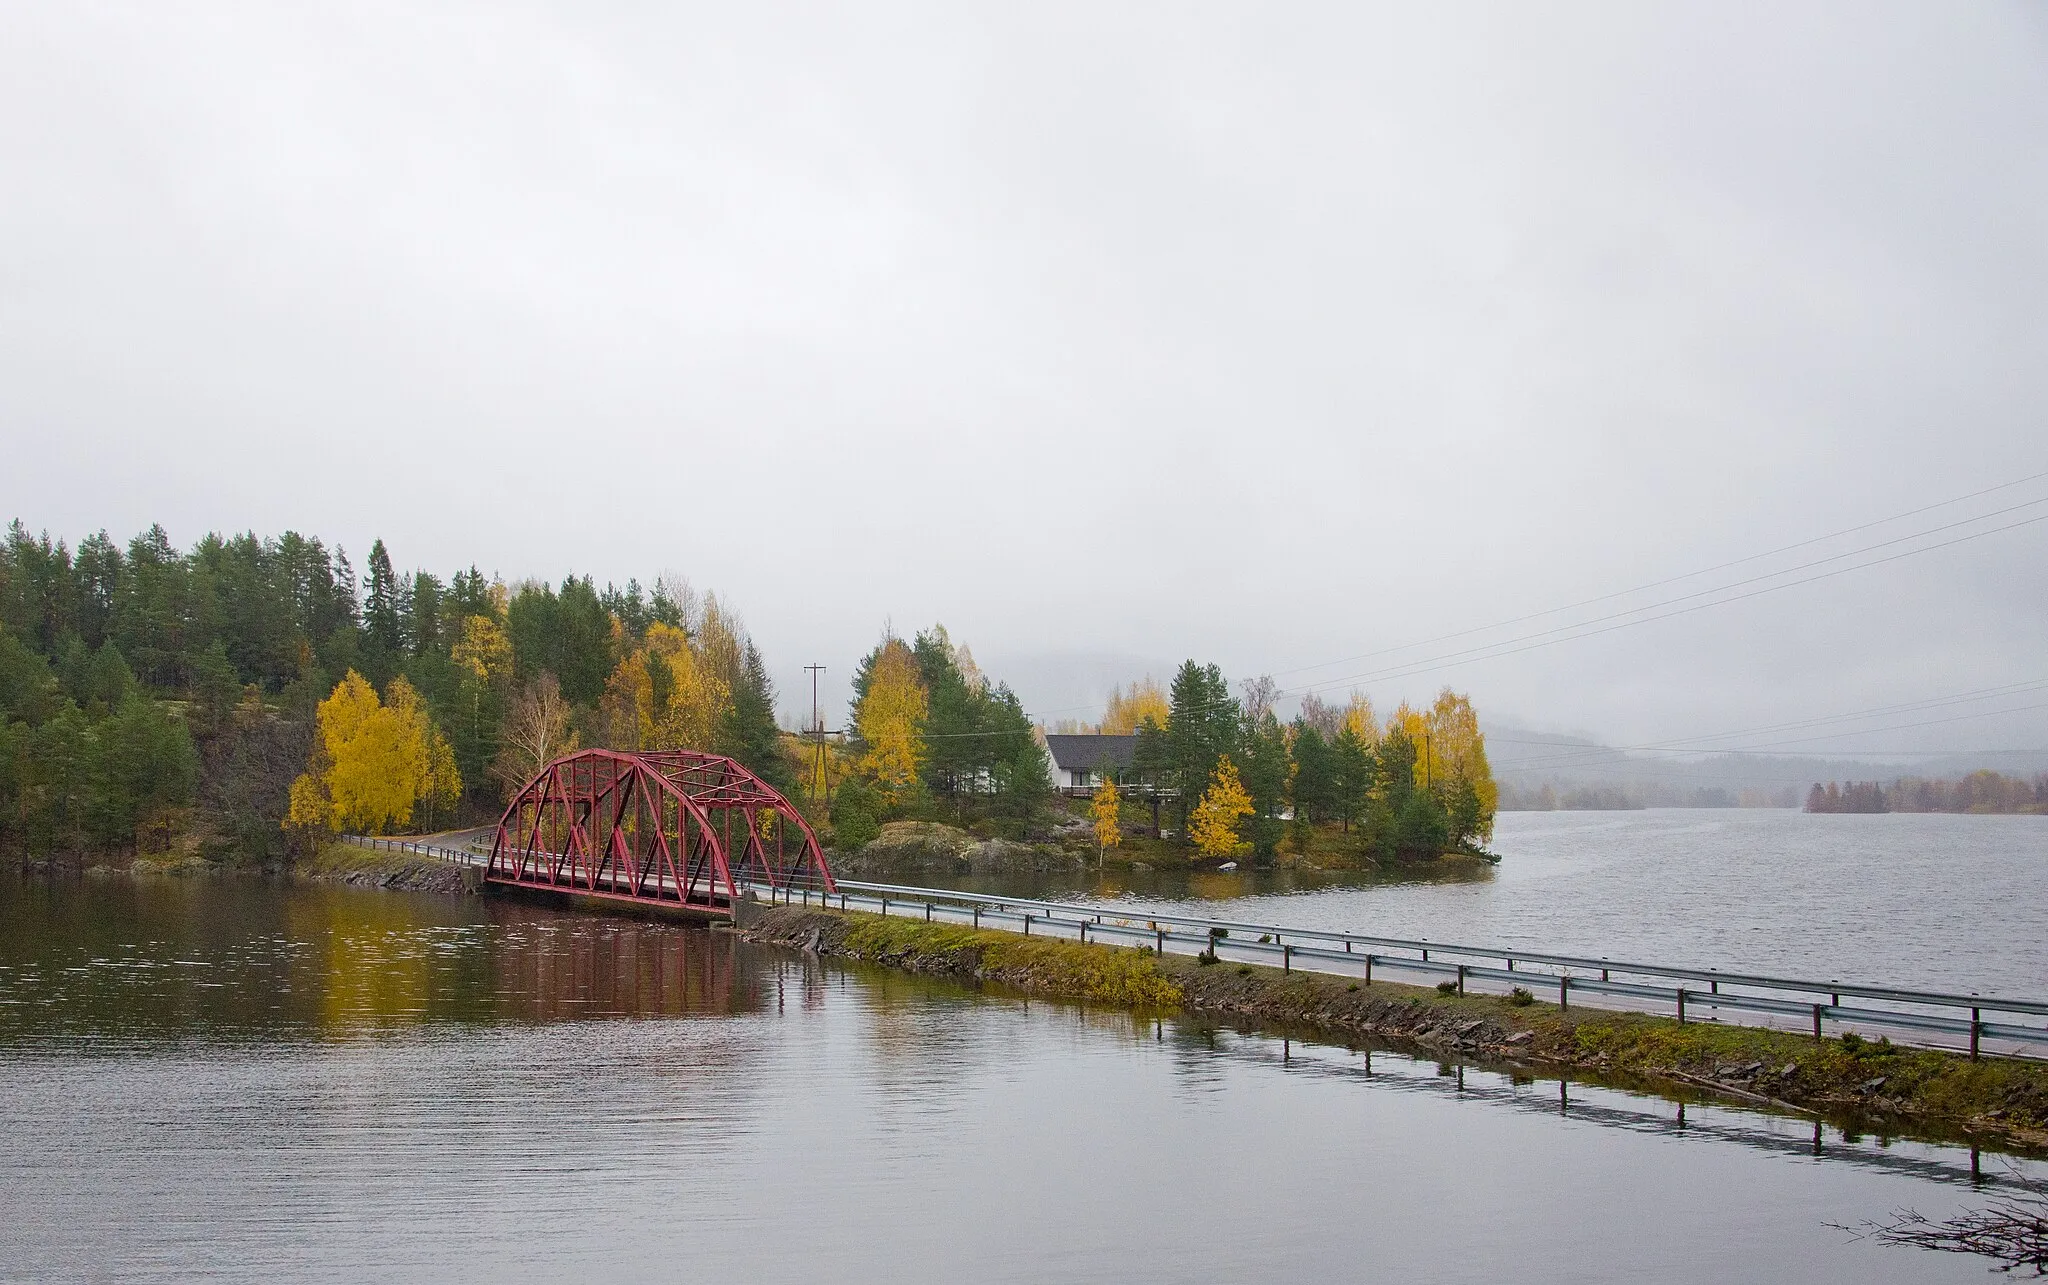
xmin=3 ymin=873 xmax=2042 ymax=1284
xmin=1172 ymin=1019 xmax=2021 ymax=1191
xmin=0 ymin=876 xmax=771 ymax=1044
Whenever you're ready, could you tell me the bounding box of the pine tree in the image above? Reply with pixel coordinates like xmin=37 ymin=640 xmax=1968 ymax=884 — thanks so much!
xmin=912 ymin=626 xmax=981 ymax=800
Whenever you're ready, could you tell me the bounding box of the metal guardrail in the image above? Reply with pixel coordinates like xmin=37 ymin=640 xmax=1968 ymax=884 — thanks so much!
xmin=341 ymin=836 xmax=2047 ymax=1061
xmin=342 ymin=834 xmax=487 ymax=866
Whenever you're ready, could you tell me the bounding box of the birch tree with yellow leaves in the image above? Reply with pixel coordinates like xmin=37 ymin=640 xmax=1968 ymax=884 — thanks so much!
xmin=853 ymin=637 xmax=927 ymax=807
xmin=1384 ymin=690 xmax=1496 ymax=846
xmin=1189 ymin=756 xmax=1253 ymax=857
xmin=1091 ymin=772 xmax=1122 ymax=857
xmin=1100 ymin=678 xmax=1170 ymax=735
xmin=1425 ymin=688 xmax=1497 ymax=843
xmin=286 ymin=671 xmax=461 ymax=836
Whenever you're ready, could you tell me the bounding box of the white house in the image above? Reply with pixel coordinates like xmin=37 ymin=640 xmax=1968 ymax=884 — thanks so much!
xmin=1042 ymin=733 xmax=1138 ymax=795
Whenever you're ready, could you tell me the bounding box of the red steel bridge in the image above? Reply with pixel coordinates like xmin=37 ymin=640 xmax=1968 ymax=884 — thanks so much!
xmin=487 ymin=749 xmax=835 ymax=913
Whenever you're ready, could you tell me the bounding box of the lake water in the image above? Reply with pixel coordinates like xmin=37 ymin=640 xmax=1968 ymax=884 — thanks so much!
xmin=939 ymin=810 xmax=2048 ymax=998
xmin=1 ymin=860 xmax=2042 ymax=1284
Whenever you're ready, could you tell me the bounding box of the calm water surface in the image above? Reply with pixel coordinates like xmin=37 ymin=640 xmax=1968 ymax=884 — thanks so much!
xmin=0 ymin=871 xmax=2038 ymax=1284
xmin=950 ymin=810 xmax=2048 ymax=997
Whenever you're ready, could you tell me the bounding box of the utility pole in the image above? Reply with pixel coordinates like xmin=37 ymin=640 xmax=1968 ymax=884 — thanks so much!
xmin=804 ymin=664 xmax=828 ymax=809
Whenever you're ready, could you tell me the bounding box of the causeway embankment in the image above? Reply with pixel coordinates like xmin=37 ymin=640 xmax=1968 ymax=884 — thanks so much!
xmin=740 ymin=903 xmax=2048 ymax=1153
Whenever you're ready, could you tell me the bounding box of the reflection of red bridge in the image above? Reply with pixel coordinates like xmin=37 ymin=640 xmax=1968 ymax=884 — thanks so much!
xmin=488 ymin=749 xmax=835 ymax=914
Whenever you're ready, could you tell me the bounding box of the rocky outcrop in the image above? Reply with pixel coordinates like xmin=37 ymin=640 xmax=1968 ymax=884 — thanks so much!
xmin=827 ymin=821 xmax=1082 ymax=878
xmin=300 ymin=846 xmax=477 ymax=894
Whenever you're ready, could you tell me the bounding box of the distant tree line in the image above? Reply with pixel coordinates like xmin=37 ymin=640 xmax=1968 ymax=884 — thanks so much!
xmin=1498 ymin=782 xmax=1799 ymax=810
xmin=0 ymin=520 xmax=788 ymax=863
xmin=1804 ymin=772 xmax=2048 ymax=815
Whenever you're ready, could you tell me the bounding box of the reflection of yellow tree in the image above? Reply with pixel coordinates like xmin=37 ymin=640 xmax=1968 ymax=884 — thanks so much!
xmin=286 ymin=888 xmax=432 ymax=1032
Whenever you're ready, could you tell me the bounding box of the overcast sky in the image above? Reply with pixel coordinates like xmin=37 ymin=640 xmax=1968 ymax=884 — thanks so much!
xmin=3 ymin=3 xmax=2044 ymax=754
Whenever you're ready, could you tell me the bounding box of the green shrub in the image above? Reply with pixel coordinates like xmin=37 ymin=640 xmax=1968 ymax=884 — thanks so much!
xmin=1436 ymin=980 xmax=1458 ymax=996
xmin=1505 ymin=986 xmax=1534 ymax=1007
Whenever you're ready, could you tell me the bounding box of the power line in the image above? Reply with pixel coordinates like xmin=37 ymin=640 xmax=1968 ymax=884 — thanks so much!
xmin=1034 ymin=503 xmax=2048 ymax=731
xmin=1270 ymin=466 xmax=2048 ymax=684
xmin=1016 ymin=467 xmax=2048 ymax=726
xmin=1281 ymin=508 xmax=2048 ymax=700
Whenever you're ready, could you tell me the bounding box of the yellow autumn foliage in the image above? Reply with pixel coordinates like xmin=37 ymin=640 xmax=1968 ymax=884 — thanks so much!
xmin=1190 ymin=756 xmax=1253 ymax=857
xmin=598 ymin=607 xmax=747 ymax=754
xmin=1091 ymin=773 xmax=1122 ymax=851
xmin=1100 ymin=678 xmax=1171 ymax=735
xmin=1426 ymin=687 xmax=1497 ymax=837
xmin=451 ymin=614 xmax=512 ymax=686
xmin=856 ymin=637 xmax=927 ymax=804
xmin=285 ymin=671 xmax=461 ymax=835
xmin=1386 ymin=690 xmax=1497 ymax=839
xmin=1340 ymin=691 xmax=1379 ymax=744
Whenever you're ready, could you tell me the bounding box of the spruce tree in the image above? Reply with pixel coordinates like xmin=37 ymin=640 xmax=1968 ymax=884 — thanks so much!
xmin=1166 ymin=660 xmax=1236 ymax=836
xmin=363 ymin=539 xmax=401 ymax=655
xmin=1239 ymin=712 xmax=1289 ymax=862
xmin=719 ymin=642 xmax=791 ymax=791
xmin=1289 ymin=721 xmax=1336 ymax=827
xmin=1331 ymin=725 xmax=1373 ymax=833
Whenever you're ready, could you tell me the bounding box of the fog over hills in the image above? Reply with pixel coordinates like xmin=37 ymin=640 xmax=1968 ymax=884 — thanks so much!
xmin=1484 ymin=721 xmax=2048 ymax=808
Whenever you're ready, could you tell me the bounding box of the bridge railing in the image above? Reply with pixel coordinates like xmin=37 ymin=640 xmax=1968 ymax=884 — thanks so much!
xmin=738 ymin=876 xmax=2048 ymax=1062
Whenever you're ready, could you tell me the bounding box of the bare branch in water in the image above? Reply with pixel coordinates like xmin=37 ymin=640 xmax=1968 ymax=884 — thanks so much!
xmin=1835 ymin=1174 xmax=2048 ymax=1276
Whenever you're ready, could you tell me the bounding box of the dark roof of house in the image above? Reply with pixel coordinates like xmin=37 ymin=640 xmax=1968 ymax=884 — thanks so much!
xmin=1042 ymin=734 xmax=1139 ymax=771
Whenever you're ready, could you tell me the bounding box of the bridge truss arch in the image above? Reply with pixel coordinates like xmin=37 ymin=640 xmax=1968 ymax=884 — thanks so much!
xmin=487 ymin=749 xmax=835 ymax=911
